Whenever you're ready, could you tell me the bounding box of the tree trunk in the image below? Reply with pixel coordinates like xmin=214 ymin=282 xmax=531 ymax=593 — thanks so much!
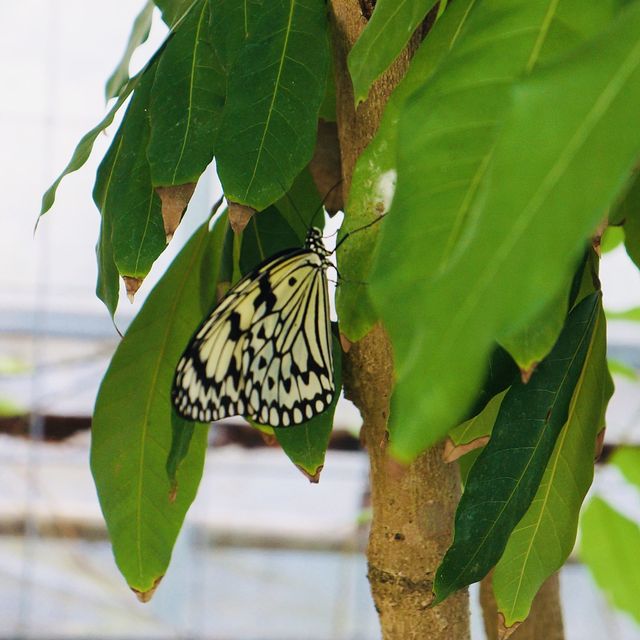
xmin=328 ymin=2 xmax=470 ymax=638
xmin=480 ymin=572 xmax=565 ymax=640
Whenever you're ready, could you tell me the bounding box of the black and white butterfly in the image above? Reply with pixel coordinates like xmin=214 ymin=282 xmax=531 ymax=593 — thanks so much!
xmin=172 ymin=226 xmax=335 ymax=427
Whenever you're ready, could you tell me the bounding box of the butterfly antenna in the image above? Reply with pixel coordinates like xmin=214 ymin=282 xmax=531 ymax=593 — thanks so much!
xmin=309 ymin=179 xmax=344 ymax=231
xmin=334 ymin=214 xmax=386 ymax=252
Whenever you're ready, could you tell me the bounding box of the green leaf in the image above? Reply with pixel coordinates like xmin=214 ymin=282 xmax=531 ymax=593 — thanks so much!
xmin=606 ymin=306 xmax=640 ymax=321
xmin=105 ymin=1 xmax=155 ymax=101
xmin=600 ymin=225 xmax=625 ymax=253
xmin=448 ymin=390 xmax=506 ymax=453
xmin=210 ymin=0 xmax=264 ymax=70
xmin=492 ymin=302 xmax=612 ymax=627
xmin=580 ymin=497 xmax=640 ymax=625
xmin=274 ymin=167 xmax=323 ymax=241
xmin=216 ymin=0 xmax=330 ymax=209
xmin=154 ymin=0 xmax=193 ymax=26
xmin=611 ymin=446 xmax=640 ymax=488
xmin=40 ymin=79 xmax=139 ymax=219
xmin=39 ymin=2 xmax=200 ymax=221
xmin=348 ymin=0 xmax=438 ymax=105
xmin=148 ymin=0 xmax=225 ymax=186
xmin=620 ymin=173 xmax=640 ymax=268
xmin=465 ymin=346 xmax=518 ymax=422
xmin=498 ymin=280 xmax=569 ymax=373
xmin=337 ymin=0 xmax=476 ymax=341
xmin=607 ymin=358 xmax=638 ymax=380
xmin=91 ymin=217 xmax=226 ymax=594
xmin=275 ymin=331 xmax=342 ymax=480
xmin=95 ymin=212 xmax=120 ymax=320
xmin=240 ymin=206 xmax=300 ymax=274
xmin=433 ymin=294 xmax=599 ymax=604
xmin=94 ymin=62 xmax=166 ymax=281
xmin=374 ymin=1 xmax=640 ymax=460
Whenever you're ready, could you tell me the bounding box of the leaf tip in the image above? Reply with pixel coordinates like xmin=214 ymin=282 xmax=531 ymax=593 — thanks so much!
xmin=123 ymin=276 xmax=143 ymax=303
xmin=298 ymin=463 xmax=323 ymax=483
xmin=497 ymin=613 xmax=521 ymax=640
xmin=156 ymin=183 xmax=196 ymax=242
xmin=131 ymin=575 xmax=163 ymax=603
xmin=228 ymin=202 xmax=256 ymax=234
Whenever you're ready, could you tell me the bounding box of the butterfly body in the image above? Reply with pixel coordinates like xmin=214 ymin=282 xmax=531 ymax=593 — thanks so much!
xmin=172 ymin=226 xmax=334 ymax=427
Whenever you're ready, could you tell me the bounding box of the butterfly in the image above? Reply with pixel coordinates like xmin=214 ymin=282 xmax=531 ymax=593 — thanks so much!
xmin=172 ymin=225 xmax=335 ymax=427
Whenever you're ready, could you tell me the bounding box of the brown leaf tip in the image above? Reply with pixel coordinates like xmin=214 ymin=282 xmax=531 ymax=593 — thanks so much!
xmin=297 ymin=464 xmax=323 ymax=483
xmin=156 ymin=183 xmax=197 ymax=242
xmin=520 ymin=362 xmax=538 ymax=384
xmin=228 ymin=202 xmax=256 ymax=234
xmin=123 ymin=276 xmax=143 ymax=303
xmin=131 ymin=575 xmax=164 ymax=603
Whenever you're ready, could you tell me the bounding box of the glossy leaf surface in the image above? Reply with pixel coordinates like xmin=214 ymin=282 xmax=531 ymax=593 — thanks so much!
xmin=91 ymin=218 xmax=226 ymax=594
xmin=433 ymin=294 xmax=599 ymax=603
xmin=216 ymin=0 xmax=330 ymax=209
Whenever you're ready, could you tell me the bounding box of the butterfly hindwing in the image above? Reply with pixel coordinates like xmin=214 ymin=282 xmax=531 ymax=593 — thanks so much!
xmin=172 ymin=234 xmax=334 ymax=427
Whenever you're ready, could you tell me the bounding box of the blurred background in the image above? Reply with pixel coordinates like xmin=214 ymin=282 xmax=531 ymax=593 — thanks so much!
xmin=2 ymin=1 xmax=640 ymax=638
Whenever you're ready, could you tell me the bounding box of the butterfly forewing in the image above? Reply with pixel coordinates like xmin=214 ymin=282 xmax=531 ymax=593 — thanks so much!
xmin=172 ymin=231 xmax=334 ymax=427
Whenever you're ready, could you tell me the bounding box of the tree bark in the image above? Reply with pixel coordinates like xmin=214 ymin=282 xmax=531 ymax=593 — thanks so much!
xmin=328 ymin=2 xmax=470 ymax=638
xmin=480 ymin=572 xmax=565 ymax=640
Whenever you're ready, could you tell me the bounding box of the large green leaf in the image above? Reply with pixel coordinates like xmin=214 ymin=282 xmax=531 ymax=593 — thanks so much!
xmin=433 ymin=294 xmax=599 ymax=604
xmin=148 ymin=0 xmax=225 ymax=185
xmin=215 ymin=0 xmax=330 ymax=209
xmin=210 ymin=0 xmax=264 ymax=70
xmin=492 ymin=303 xmax=613 ymax=627
xmin=275 ymin=331 xmax=342 ymax=481
xmin=347 ymin=0 xmax=439 ymax=105
xmin=93 ymin=62 xmax=165 ymax=281
xmin=337 ymin=0 xmax=476 ymax=341
xmin=580 ymin=497 xmax=640 ymax=624
xmin=374 ymin=1 xmax=640 ymax=460
xmin=105 ymin=1 xmax=155 ymax=101
xmin=91 ymin=217 xmax=226 ymax=595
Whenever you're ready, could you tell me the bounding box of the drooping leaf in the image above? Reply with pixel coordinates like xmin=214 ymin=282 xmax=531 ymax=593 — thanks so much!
xmin=492 ymin=302 xmax=612 ymax=628
xmin=275 ymin=331 xmax=342 ymax=481
xmin=433 ymin=294 xmax=599 ymax=604
xmin=39 ymin=4 xmax=197 ymax=220
xmin=148 ymin=0 xmax=225 ymax=186
xmin=216 ymin=0 xmax=330 ymax=210
xmin=374 ymin=1 xmax=640 ymax=461
xmin=348 ymin=0 xmax=438 ymax=105
xmin=580 ymin=497 xmax=640 ymax=625
xmin=91 ymin=216 xmax=226 ymax=595
xmin=337 ymin=0 xmax=476 ymax=340
xmin=105 ymin=1 xmax=155 ymax=101
xmin=210 ymin=0 xmax=264 ymax=70
xmin=93 ymin=61 xmax=165 ymax=285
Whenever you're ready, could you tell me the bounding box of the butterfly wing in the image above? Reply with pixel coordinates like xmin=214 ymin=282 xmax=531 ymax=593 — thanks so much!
xmin=172 ymin=248 xmax=334 ymax=427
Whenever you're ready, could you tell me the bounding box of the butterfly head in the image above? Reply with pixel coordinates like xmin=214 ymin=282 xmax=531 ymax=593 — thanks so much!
xmin=305 ymin=226 xmax=331 ymax=259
